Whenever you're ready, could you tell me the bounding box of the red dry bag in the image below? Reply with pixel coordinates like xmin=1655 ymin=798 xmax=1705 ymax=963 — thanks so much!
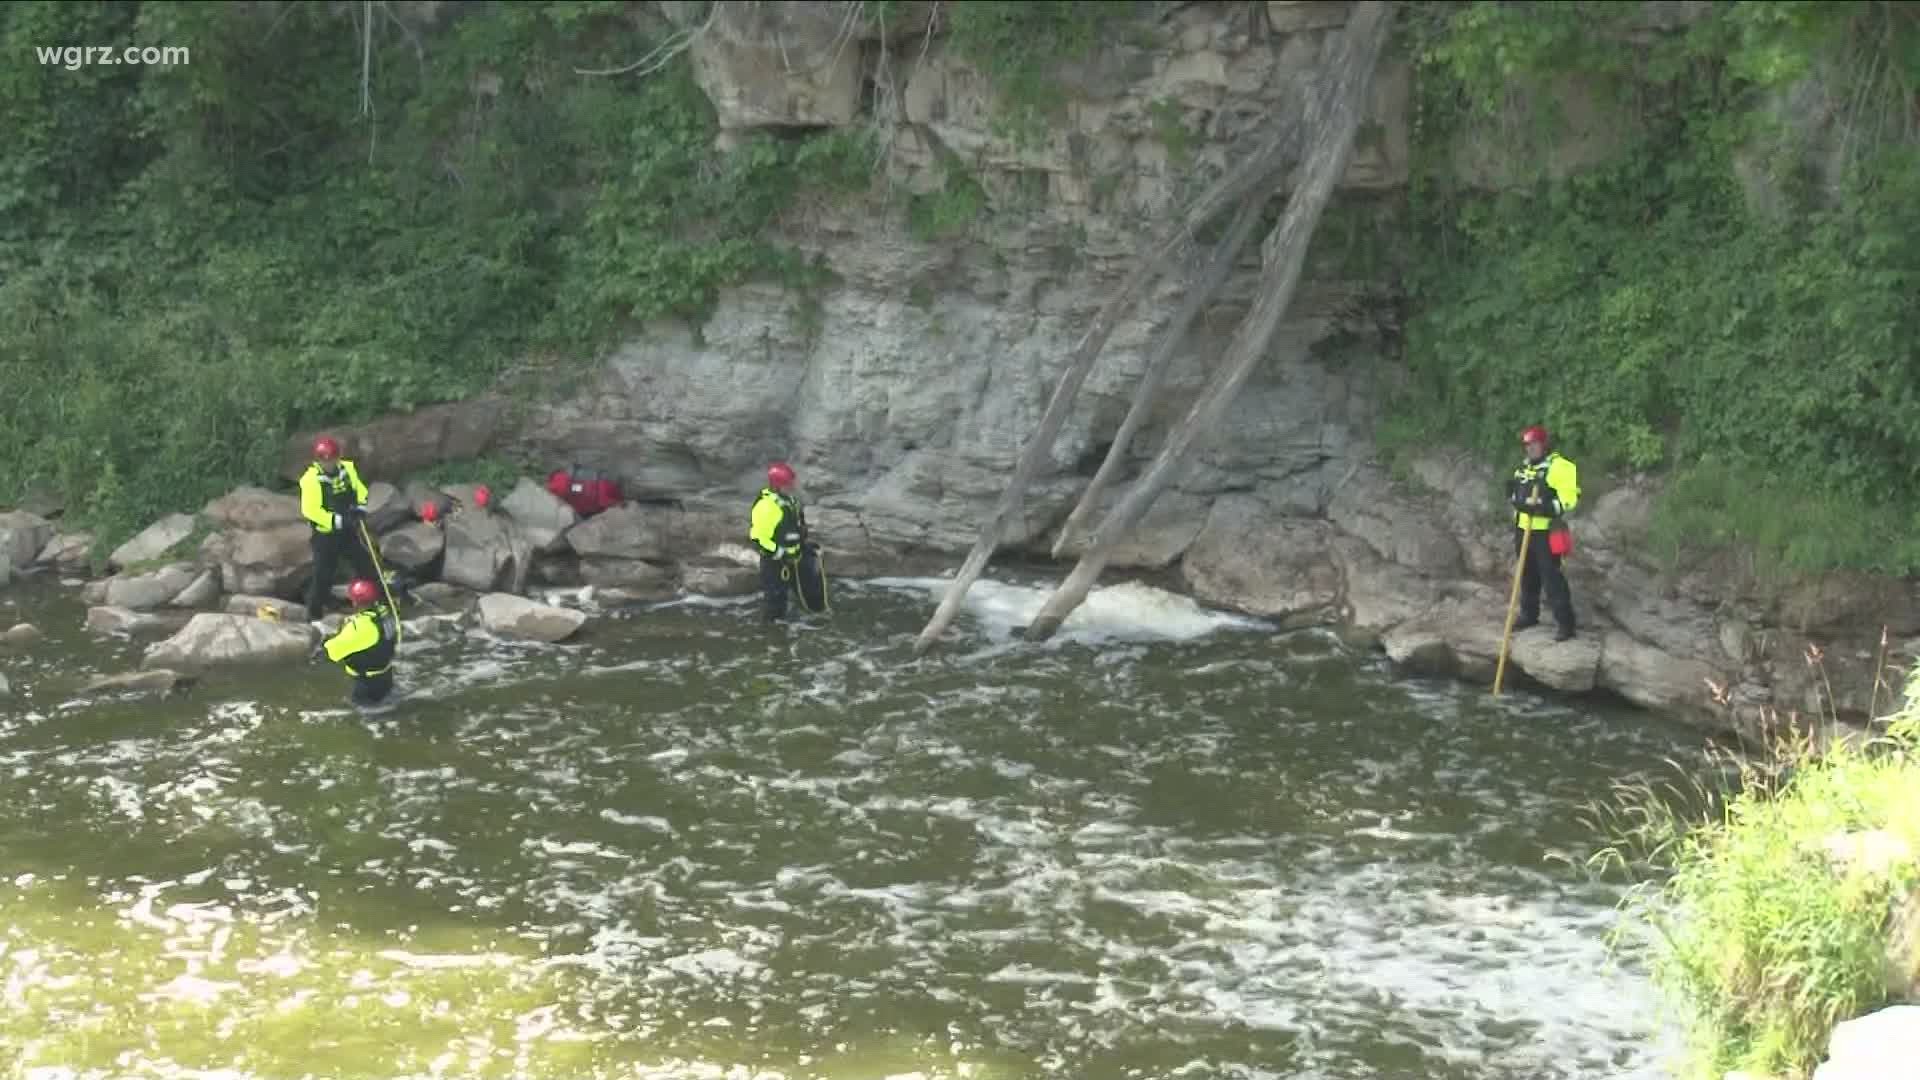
xmin=1548 ymin=525 xmax=1574 ymax=558
xmin=546 ymin=464 xmax=622 ymax=517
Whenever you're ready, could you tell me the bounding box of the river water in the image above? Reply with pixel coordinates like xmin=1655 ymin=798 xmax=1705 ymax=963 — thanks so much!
xmin=0 ymin=571 xmax=1698 ymax=1079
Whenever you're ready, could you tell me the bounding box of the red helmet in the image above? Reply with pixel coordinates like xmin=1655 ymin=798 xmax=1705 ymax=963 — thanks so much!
xmin=767 ymin=462 xmax=796 ymax=490
xmin=346 ymin=578 xmax=380 ymax=607
xmin=313 ymin=436 xmax=341 ymax=461
xmin=1520 ymin=425 xmax=1550 ymax=447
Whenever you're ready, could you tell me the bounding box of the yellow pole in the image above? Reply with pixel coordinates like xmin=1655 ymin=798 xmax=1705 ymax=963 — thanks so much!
xmin=1493 ymin=516 xmax=1535 ymax=696
xmin=358 ymin=517 xmax=403 ymax=646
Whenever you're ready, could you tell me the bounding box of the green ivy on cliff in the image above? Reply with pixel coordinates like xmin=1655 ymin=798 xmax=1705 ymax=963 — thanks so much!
xmin=943 ymin=0 xmax=1137 ymax=145
xmin=1390 ymin=0 xmax=1920 ymax=578
xmin=0 ymin=0 xmax=874 ymax=552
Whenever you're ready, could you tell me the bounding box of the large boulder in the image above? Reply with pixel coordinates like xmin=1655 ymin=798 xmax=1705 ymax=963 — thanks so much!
xmin=379 ymin=522 xmax=445 ymax=572
xmin=103 ymin=562 xmax=201 ymax=610
xmin=200 ymin=523 xmax=313 ymax=598
xmin=476 ymin=593 xmax=588 ymax=643
xmin=1379 ymin=586 xmax=1513 ymax=682
xmin=0 ymin=510 xmax=54 ymax=570
xmin=441 ymin=510 xmax=515 ymax=592
xmin=35 ymin=531 xmax=94 ymax=571
xmin=565 ymin=503 xmax=669 ymax=561
xmin=280 ymin=398 xmax=510 ymax=483
xmin=1813 ymin=1006 xmax=1920 ymax=1080
xmin=499 ymin=478 xmax=579 ymax=554
xmin=1506 ymin=628 xmax=1603 ymax=693
xmin=362 ymin=481 xmax=410 ymax=534
xmin=143 ymin=613 xmax=315 ymax=671
xmin=1331 ymin=536 xmax=1438 ymax=637
xmin=1596 ymin=630 xmax=1725 ymax=717
xmin=203 ymin=487 xmax=303 ymax=530
xmin=109 ymin=512 xmax=197 ymax=570
xmin=170 ymin=569 xmax=221 ymax=609
xmin=2 ymin=623 xmax=42 ymax=647
xmin=1180 ymin=499 xmax=1344 ymax=625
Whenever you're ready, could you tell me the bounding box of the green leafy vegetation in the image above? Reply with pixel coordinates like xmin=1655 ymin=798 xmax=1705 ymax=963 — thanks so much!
xmin=1392 ymin=1 xmax=1920 ymax=577
xmin=942 ymin=1 xmax=1136 ymax=145
xmin=907 ymin=161 xmax=989 ymax=242
xmin=0 ymin=1 xmax=876 ymax=552
xmin=1592 ymin=668 xmax=1920 ymax=1079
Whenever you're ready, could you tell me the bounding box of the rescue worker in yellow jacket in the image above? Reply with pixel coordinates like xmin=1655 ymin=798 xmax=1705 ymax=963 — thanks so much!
xmin=748 ymin=461 xmax=807 ymax=622
xmin=319 ymin=578 xmax=399 ymax=707
xmin=1509 ymin=424 xmax=1580 ymax=641
xmin=299 ymin=435 xmax=378 ymax=622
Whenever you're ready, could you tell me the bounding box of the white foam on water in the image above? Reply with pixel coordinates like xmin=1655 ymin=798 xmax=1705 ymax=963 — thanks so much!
xmin=3 ymin=571 xmax=1700 ymax=1080
xmin=862 ymin=576 xmax=1267 ymax=643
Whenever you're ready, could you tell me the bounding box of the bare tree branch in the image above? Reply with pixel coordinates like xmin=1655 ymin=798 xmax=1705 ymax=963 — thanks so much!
xmin=1022 ymin=0 xmax=1397 ymax=642
xmin=575 ymin=1 xmax=722 ymax=78
xmin=909 ymin=6 xmax=1328 ymax=655
xmin=1049 ymin=190 xmax=1268 ymax=559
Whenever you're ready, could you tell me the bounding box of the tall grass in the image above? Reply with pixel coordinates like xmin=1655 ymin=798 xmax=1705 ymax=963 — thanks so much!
xmin=1591 ymin=660 xmax=1920 ymax=1079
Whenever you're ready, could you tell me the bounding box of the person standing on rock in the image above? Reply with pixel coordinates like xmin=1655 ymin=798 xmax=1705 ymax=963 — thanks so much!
xmin=1509 ymin=424 xmax=1580 ymax=641
xmin=299 ymin=435 xmax=378 ymax=622
xmin=748 ymin=462 xmax=809 ymax=623
xmin=317 ymin=578 xmax=399 ymax=707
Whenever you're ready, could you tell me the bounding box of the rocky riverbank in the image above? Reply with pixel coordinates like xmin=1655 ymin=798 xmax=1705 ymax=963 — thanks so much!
xmin=6 ymin=2 xmax=1916 ymax=730
xmin=0 ymin=477 xmax=770 ymax=688
xmin=2 ymin=444 xmax=1914 ymax=741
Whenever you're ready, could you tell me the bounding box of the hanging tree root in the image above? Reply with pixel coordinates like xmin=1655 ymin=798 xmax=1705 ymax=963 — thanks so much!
xmin=1049 ymin=192 xmax=1269 ymax=560
xmin=1024 ymin=0 xmax=1397 ymax=642
xmin=909 ymin=31 xmax=1326 ymax=657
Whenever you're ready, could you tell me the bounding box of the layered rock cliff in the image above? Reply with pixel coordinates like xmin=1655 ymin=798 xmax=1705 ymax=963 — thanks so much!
xmin=293 ymin=1 xmax=1915 ymax=734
